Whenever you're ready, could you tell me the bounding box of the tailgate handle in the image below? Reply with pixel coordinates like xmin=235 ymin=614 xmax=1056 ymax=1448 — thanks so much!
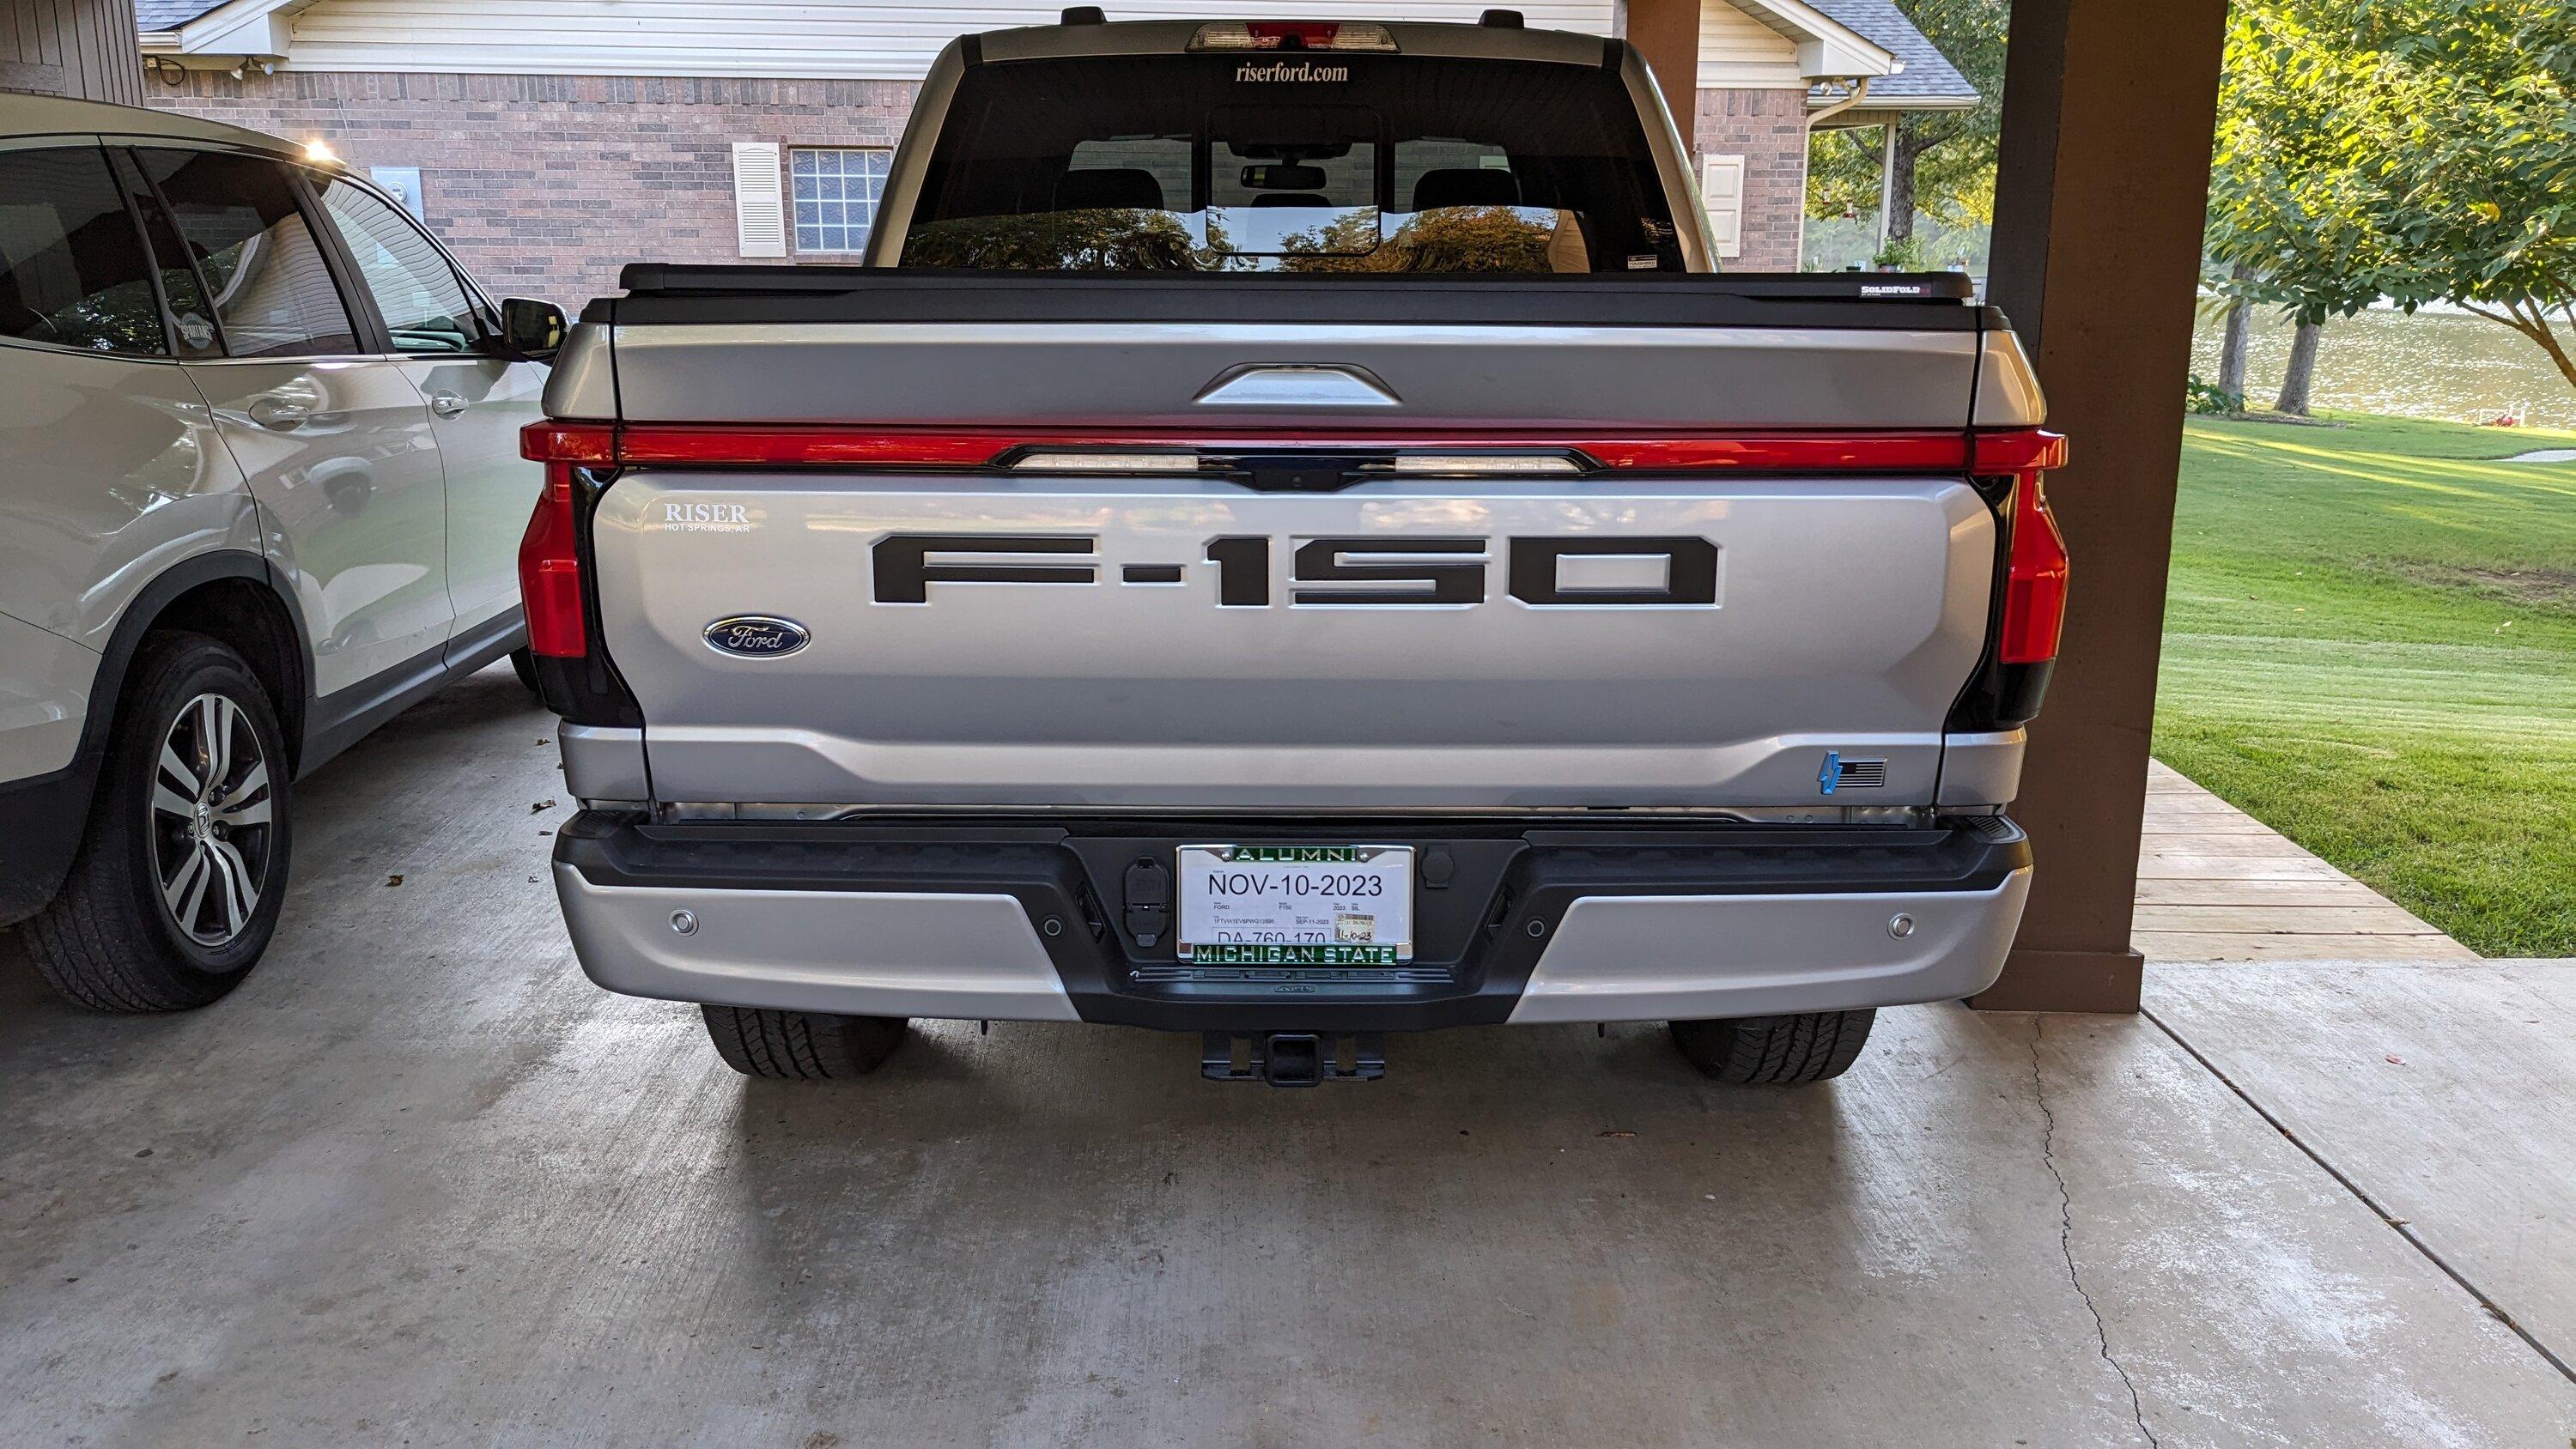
xmin=1194 ymin=363 xmax=1400 ymax=409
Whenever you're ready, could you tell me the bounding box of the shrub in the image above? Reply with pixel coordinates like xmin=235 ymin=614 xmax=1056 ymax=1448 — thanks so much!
xmin=2187 ymin=375 xmax=2245 ymax=415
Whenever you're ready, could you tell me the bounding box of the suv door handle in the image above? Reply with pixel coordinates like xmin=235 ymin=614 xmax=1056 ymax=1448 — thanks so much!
xmin=247 ymin=393 xmax=312 ymax=430
xmin=427 ymin=391 xmax=467 ymax=419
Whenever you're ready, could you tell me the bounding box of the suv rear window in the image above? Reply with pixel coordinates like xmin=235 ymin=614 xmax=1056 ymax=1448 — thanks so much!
xmin=902 ymin=54 xmax=1682 ymax=273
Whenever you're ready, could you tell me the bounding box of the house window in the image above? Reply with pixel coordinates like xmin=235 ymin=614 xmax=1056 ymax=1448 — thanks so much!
xmin=791 ymin=148 xmax=890 ymax=254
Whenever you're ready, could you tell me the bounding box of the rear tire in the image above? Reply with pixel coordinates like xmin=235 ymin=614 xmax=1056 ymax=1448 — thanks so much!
xmin=508 ymin=646 xmax=542 ymax=697
xmin=1669 ymin=1010 xmax=1875 ymax=1084
xmin=27 ymin=635 xmax=293 ymax=1012
xmin=700 ymin=1005 xmax=908 ymax=1080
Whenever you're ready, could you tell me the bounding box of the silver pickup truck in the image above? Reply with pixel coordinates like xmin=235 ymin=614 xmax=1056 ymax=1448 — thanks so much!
xmin=522 ymin=13 xmax=2069 ymax=1087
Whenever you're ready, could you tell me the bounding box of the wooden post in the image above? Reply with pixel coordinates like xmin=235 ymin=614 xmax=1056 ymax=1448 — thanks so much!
xmin=1970 ymin=0 xmax=2229 ymax=1012
xmin=1615 ymin=0 xmax=1700 ymax=143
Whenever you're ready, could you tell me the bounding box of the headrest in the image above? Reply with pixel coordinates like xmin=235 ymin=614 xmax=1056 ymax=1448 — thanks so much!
xmin=1054 ymin=168 xmax=1163 ymax=210
xmin=1412 ymin=168 xmax=1521 ymax=211
xmin=1249 ymin=192 xmax=1331 ymax=208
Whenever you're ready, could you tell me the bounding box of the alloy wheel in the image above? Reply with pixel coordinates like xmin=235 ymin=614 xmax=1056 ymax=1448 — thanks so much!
xmin=149 ymin=692 xmax=274 ymax=947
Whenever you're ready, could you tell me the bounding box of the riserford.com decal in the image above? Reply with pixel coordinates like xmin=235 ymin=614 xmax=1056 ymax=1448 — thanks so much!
xmin=1236 ymin=60 xmax=1349 ymax=82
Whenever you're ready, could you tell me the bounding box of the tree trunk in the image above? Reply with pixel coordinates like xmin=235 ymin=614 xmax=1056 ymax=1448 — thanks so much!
xmin=2275 ymin=320 xmax=2322 ymax=415
xmin=2217 ymin=262 xmax=2252 ymax=401
xmin=1886 ymin=130 xmax=1923 ymax=244
xmin=2459 ymin=300 xmax=2576 ymax=400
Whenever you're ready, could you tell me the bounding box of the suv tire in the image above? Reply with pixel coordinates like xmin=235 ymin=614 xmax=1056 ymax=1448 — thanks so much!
xmin=27 ymin=635 xmax=293 ymax=1012
xmin=701 ymin=1005 xmax=908 ymax=1080
xmin=508 ymin=646 xmax=542 ymax=697
xmin=1669 ymin=1010 xmax=1875 ymax=1084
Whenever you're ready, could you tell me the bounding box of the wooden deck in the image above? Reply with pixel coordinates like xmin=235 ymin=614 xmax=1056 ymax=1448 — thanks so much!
xmin=2132 ymin=760 xmax=2476 ymax=961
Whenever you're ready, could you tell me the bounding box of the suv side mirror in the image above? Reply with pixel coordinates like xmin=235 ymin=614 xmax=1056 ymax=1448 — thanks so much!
xmin=494 ymin=297 xmax=566 ymax=362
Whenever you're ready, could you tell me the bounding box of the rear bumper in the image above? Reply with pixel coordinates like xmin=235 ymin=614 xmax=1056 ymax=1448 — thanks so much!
xmin=551 ymin=811 xmax=2032 ymax=1031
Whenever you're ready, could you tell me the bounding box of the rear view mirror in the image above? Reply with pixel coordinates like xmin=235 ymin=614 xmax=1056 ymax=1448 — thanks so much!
xmin=1241 ymin=163 xmax=1328 ymax=191
xmin=495 ymin=297 xmax=566 ymax=362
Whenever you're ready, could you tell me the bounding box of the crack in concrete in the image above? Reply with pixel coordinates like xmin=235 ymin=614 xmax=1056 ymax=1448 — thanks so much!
xmin=2032 ymin=1016 xmax=2161 ymax=1449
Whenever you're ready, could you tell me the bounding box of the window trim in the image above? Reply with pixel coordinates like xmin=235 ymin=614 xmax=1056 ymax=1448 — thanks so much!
xmin=112 ymin=143 xmax=230 ymax=360
xmin=788 ymin=145 xmax=891 ymax=257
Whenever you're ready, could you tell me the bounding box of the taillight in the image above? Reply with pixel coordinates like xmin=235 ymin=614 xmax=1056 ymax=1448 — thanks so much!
xmin=1999 ymin=473 xmax=2070 ymax=664
xmin=1976 ymin=429 xmax=2070 ymax=666
xmin=519 ymin=421 xmax=613 ymax=658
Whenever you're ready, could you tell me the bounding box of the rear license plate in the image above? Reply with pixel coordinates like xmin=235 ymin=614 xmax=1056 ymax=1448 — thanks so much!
xmin=1176 ymin=845 xmax=1414 ymax=965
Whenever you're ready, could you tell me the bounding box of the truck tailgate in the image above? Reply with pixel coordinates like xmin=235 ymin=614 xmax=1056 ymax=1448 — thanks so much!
xmin=591 ymin=467 xmax=1993 ymax=809
xmin=547 ymin=276 xmax=2041 ymax=813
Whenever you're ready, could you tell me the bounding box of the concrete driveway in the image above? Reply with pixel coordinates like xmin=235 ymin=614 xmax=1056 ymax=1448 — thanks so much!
xmin=4 ymin=667 xmax=2572 ymax=1446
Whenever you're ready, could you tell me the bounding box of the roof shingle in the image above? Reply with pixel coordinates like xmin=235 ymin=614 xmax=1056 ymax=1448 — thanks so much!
xmin=136 ymin=0 xmax=230 ymax=32
xmin=1808 ymin=0 xmax=1979 ymax=102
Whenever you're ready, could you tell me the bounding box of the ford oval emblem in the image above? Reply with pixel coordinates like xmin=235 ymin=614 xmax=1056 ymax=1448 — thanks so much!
xmin=702 ymin=615 xmax=810 ymax=658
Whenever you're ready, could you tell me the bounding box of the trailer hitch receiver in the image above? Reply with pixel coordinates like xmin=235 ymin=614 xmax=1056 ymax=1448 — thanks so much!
xmin=1201 ymin=1032 xmax=1386 ymax=1086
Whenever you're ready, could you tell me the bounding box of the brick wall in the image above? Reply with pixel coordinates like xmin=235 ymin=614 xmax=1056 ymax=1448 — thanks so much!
xmin=149 ymin=70 xmax=920 ymax=307
xmin=1692 ymin=87 xmax=1810 ymax=272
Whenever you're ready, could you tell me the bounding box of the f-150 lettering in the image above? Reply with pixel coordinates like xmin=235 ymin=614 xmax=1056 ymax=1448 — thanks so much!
xmin=867 ymin=533 xmax=1721 ymax=607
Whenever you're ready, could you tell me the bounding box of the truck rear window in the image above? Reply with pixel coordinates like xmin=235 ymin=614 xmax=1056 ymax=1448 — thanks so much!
xmin=901 ymin=54 xmax=1686 ymax=274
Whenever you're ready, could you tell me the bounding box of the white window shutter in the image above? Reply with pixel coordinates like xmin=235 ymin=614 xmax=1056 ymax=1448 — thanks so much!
xmin=732 ymin=142 xmax=787 ymax=258
xmin=1701 ymin=154 xmax=1746 ymax=261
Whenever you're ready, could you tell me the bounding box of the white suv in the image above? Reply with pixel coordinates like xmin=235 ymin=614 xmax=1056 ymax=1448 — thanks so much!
xmin=0 ymin=93 xmax=566 ymax=1010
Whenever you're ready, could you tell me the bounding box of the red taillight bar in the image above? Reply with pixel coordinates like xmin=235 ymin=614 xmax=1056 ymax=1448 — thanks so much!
xmin=520 ymin=420 xmax=617 ymax=465
xmin=521 ymin=421 xmax=2062 ymax=475
xmin=516 ymin=459 xmax=589 ymax=658
xmin=1971 ymin=428 xmax=2068 ymax=474
xmin=1993 ymin=433 xmax=2071 ymax=665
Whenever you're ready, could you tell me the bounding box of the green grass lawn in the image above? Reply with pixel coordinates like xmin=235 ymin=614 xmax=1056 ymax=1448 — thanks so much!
xmin=2155 ymin=411 xmax=2576 ymax=956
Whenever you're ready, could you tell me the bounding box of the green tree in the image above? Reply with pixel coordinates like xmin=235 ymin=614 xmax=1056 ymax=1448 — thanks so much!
xmin=2207 ymin=0 xmax=2576 ymax=398
xmin=1804 ymin=0 xmax=2009 ymax=242
xmin=2205 ymin=0 xmax=2382 ymax=412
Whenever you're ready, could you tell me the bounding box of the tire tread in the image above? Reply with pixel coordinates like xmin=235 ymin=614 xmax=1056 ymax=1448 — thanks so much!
xmin=1670 ymin=1009 xmax=1875 ymax=1085
xmin=700 ymin=1005 xmax=906 ymax=1080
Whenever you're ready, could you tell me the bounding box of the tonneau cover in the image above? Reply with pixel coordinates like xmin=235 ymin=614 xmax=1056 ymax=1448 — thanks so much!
xmin=586 ymin=267 xmax=1989 ymax=331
